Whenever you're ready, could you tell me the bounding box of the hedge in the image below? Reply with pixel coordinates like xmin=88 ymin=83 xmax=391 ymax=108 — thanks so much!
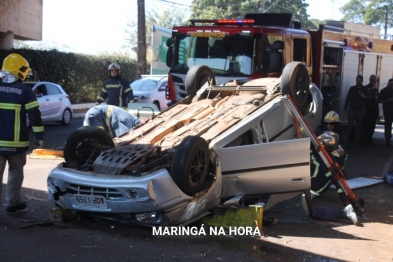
xmin=0 ymin=49 xmax=146 ymax=103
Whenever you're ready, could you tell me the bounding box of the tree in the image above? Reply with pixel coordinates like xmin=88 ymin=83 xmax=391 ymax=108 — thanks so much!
xmin=340 ymin=0 xmax=393 ymax=36
xmin=124 ymin=8 xmax=187 ymax=49
xmin=190 ymin=0 xmax=313 ymax=28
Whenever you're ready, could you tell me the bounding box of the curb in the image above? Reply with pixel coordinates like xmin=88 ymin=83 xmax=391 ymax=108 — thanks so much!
xmin=72 ymin=103 xmax=94 ymax=118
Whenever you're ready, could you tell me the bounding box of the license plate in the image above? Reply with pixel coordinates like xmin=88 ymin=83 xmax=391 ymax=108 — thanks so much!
xmin=74 ymin=194 xmax=107 ymax=208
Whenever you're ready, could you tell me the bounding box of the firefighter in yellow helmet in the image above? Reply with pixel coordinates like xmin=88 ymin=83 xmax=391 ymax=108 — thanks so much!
xmin=0 ymin=53 xmax=44 ymax=212
xmin=315 ymin=110 xmax=347 ymax=149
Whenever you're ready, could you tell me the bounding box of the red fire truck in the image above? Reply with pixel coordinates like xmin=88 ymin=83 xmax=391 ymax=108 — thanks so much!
xmin=165 ymin=13 xmax=393 ymax=123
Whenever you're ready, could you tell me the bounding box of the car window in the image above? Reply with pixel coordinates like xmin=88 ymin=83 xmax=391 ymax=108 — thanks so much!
xmin=158 ymin=81 xmax=168 ymax=90
xmin=34 ymin=84 xmax=47 ymax=96
xmin=131 ymin=80 xmax=158 ymax=91
xmin=45 ymin=84 xmax=62 ymax=95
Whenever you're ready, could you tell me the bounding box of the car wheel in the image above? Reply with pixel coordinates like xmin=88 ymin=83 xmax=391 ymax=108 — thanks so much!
xmin=281 ymin=62 xmax=310 ymax=107
xmin=171 ymin=136 xmax=210 ymax=195
xmin=61 ymin=109 xmax=72 ymax=125
xmin=153 ymin=101 xmax=161 ymax=111
xmin=63 ymin=126 xmax=115 ymax=167
xmin=185 ymin=65 xmax=216 ymax=97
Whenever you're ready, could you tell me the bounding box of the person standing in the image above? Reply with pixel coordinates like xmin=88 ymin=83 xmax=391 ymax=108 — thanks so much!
xmin=378 ymin=78 xmax=393 ymax=147
xmin=344 ymin=75 xmax=371 ymax=147
xmin=96 ymin=62 xmax=134 ymax=109
xmin=0 ymin=53 xmax=44 ymax=212
xmin=361 ymin=75 xmax=379 ymax=146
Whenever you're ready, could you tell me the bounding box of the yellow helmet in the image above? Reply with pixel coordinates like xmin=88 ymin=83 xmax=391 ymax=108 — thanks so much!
xmin=318 ymin=131 xmax=339 ymax=152
xmin=324 ymin=110 xmax=340 ymax=123
xmin=2 ymin=53 xmax=31 ymax=81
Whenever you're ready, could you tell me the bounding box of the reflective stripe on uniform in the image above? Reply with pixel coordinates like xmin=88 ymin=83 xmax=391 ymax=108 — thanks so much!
xmin=101 ymin=88 xmax=108 ymax=93
xmin=106 ymin=84 xmax=120 ymax=88
xmin=0 ymin=103 xmax=21 ymax=110
xmin=32 ymin=126 xmax=44 ymax=132
xmin=310 ymin=150 xmax=320 ymax=178
xmin=124 ymin=87 xmax=132 ymax=93
xmin=105 ymin=106 xmax=115 ymax=137
xmin=0 ymin=140 xmax=29 ymax=147
xmin=25 ymin=100 xmax=39 ymax=110
xmin=0 ymin=103 xmax=22 ymax=143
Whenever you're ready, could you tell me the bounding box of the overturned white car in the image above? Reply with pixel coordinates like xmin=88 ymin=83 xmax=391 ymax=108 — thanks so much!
xmin=47 ymin=62 xmax=323 ymax=226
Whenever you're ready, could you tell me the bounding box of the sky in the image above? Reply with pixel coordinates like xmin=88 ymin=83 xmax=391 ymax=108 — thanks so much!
xmin=34 ymin=0 xmax=353 ymax=55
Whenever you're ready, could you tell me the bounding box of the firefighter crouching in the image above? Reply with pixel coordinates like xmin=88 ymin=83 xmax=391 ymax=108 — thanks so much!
xmin=83 ymin=105 xmax=141 ymax=138
xmin=0 ymin=53 xmax=44 ymax=212
xmin=311 ymin=131 xmax=361 ymax=226
xmin=96 ymin=62 xmax=134 ymax=109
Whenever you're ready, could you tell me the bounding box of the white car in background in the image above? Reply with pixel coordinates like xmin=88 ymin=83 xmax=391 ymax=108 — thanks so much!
xmin=130 ymin=75 xmax=170 ymax=111
xmin=24 ymin=81 xmax=73 ymax=126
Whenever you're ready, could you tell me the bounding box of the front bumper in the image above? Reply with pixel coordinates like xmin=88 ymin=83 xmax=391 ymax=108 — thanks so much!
xmin=47 ymin=163 xmax=221 ymax=225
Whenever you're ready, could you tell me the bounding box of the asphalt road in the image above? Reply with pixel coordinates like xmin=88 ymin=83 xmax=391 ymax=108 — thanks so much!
xmin=0 ymin=118 xmax=393 ymax=261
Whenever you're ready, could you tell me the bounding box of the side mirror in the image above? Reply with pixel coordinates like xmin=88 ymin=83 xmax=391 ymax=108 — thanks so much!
xmin=35 ymin=92 xmax=43 ymax=98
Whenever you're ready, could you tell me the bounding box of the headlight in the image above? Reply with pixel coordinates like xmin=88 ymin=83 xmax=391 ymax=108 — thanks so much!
xmin=134 ymin=212 xmax=162 ymax=224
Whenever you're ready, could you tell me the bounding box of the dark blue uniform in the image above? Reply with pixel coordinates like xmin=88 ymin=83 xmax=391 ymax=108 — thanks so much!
xmin=96 ymin=76 xmax=134 ymax=108
xmin=0 ymin=80 xmax=44 ymax=155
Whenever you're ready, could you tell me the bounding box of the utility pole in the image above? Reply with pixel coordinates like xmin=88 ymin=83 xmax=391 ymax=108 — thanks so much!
xmin=259 ymin=0 xmax=265 ymax=13
xmin=137 ymin=0 xmax=147 ymax=78
xmin=384 ymin=5 xmax=388 ymax=40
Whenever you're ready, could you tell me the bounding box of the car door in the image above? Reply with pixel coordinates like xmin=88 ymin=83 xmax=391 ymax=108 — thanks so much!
xmin=211 ymin=99 xmax=311 ymax=198
xmin=41 ymin=83 xmax=63 ymax=120
xmin=33 ymin=83 xmax=51 ymax=120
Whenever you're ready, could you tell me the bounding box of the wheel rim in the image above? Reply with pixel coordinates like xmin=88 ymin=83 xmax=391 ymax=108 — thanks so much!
xmin=63 ymin=110 xmax=71 ymax=123
xmin=189 ymin=148 xmax=208 ymax=184
xmin=294 ymin=68 xmax=309 ymax=101
xmin=75 ymin=139 xmax=100 ymax=164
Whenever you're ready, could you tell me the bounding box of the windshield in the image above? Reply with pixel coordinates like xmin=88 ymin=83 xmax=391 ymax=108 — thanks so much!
xmin=131 ymin=79 xmax=158 ymax=91
xmin=171 ymin=34 xmax=257 ymax=77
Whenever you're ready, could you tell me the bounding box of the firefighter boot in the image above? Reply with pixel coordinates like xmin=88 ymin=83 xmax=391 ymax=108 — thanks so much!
xmin=340 ymin=204 xmax=362 ymax=226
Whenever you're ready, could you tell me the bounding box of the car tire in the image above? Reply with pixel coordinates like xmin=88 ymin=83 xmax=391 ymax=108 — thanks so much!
xmin=171 ymin=136 xmax=210 ymax=196
xmin=61 ymin=108 xmax=72 ymax=125
xmin=185 ymin=65 xmax=216 ymax=97
xmin=153 ymin=101 xmax=161 ymax=111
xmin=281 ymin=62 xmax=310 ymax=107
xmin=63 ymin=126 xmax=114 ymax=167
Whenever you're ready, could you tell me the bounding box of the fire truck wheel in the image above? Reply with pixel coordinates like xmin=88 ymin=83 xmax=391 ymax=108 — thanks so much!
xmin=171 ymin=136 xmax=210 ymax=196
xmin=185 ymin=65 xmax=216 ymax=97
xmin=281 ymin=62 xmax=310 ymax=107
xmin=63 ymin=126 xmax=114 ymax=168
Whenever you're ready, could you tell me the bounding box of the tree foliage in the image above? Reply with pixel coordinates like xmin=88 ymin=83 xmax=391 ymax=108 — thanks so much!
xmin=124 ymin=8 xmax=187 ymax=49
xmin=190 ymin=0 xmax=315 ymax=28
xmin=0 ymin=49 xmax=138 ymax=103
xmin=340 ymin=0 xmax=393 ymax=33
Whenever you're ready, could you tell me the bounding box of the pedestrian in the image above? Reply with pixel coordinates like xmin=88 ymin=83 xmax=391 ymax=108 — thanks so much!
xmin=378 ymin=78 xmax=393 ymax=147
xmin=0 ymin=53 xmax=44 ymax=212
xmin=360 ymin=75 xmax=379 ymax=146
xmin=315 ymin=110 xmax=347 ymax=149
xmin=96 ymin=62 xmax=134 ymax=109
xmin=310 ymin=131 xmax=360 ymax=225
xmin=344 ymin=75 xmax=371 ymax=147
xmin=83 ymin=105 xmax=141 ymax=137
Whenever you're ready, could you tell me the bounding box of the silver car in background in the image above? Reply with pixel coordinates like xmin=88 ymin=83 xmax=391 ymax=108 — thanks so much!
xmin=24 ymin=81 xmax=73 ymax=125
xmin=130 ymin=75 xmax=170 ymax=111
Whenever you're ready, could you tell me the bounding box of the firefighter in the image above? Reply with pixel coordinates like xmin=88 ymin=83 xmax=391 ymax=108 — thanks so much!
xmin=96 ymin=62 xmax=134 ymax=109
xmin=315 ymin=111 xmax=347 ymax=149
xmin=310 ymin=131 xmax=360 ymax=226
xmin=0 ymin=53 xmax=44 ymax=212
xmin=83 ymin=105 xmax=141 ymax=138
